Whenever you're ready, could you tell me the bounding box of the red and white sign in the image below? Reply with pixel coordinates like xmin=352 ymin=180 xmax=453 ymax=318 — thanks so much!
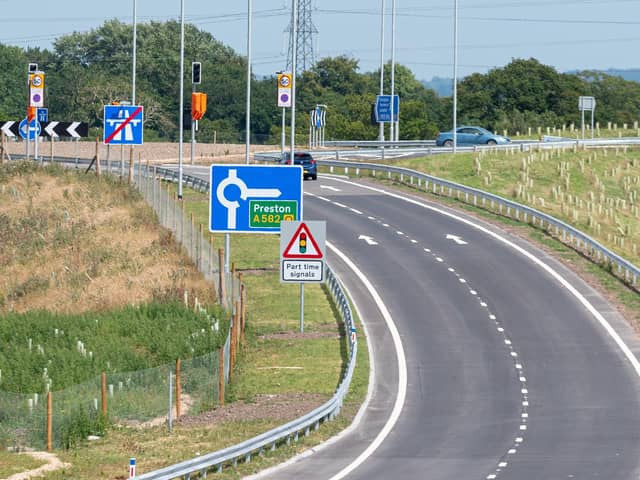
xmin=282 ymin=223 xmax=323 ymax=259
xmin=280 ymin=221 xmax=326 ymax=283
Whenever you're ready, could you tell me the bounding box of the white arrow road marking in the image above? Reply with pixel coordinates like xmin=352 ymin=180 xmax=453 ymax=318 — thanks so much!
xmin=66 ymin=122 xmax=82 ymax=138
xmin=446 ymin=234 xmax=468 ymax=245
xmin=320 ymin=185 xmax=341 ymax=192
xmin=45 ymin=121 xmax=59 ymax=138
xmin=359 ymin=235 xmax=379 ymax=245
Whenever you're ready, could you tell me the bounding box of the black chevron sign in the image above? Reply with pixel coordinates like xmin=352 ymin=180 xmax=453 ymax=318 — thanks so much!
xmin=0 ymin=121 xmax=20 ymax=137
xmin=0 ymin=120 xmax=88 ymax=138
xmin=42 ymin=121 xmax=89 ymax=138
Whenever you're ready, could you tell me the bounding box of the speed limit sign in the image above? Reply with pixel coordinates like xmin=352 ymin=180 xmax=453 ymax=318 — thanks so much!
xmin=277 ymin=72 xmax=292 ymax=108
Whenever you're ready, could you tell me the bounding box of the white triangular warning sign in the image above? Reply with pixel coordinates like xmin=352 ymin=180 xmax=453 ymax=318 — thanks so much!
xmin=283 ymin=223 xmax=323 ymax=259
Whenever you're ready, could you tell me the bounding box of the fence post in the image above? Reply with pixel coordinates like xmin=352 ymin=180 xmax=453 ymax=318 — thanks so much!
xmin=101 ymin=372 xmax=107 ymax=416
xmin=229 ymin=315 xmax=236 ymax=383
xmin=95 ymin=138 xmax=101 ymax=176
xmin=176 ymin=358 xmax=181 ymax=418
xmin=46 ymin=392 xmax=52 ymax=451
xmin=241 ymin=281 xmax=246 ymax=343
xmin=218 ymin=348 xmax=225 ymax=406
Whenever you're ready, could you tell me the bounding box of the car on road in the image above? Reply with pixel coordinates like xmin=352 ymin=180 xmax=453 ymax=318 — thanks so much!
xmin=280 ymin=151 xmax=318 ymax=180
xmin=436 ymin=126 xmax=511 ymax=147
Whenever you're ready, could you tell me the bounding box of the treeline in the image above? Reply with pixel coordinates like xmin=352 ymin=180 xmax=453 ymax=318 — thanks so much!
xmin=1 ymin=19 xmax=640 ymax=142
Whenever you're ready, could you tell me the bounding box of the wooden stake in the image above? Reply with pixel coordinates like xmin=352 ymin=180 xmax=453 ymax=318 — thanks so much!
xmin=101 ymin=372 xmax=107 ymax=416
xmin=95 ymin=137 xmax=102 ymax=176
xmin=46 ymin=392 xmax=52 ymax=451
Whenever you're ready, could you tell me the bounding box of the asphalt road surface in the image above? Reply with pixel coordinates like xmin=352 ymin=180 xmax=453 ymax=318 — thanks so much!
xmin=247 ymin=173 xmax=640 ymax=480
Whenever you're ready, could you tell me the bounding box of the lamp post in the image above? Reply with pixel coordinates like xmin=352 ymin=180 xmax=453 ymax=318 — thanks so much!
xmin=452 ymin=0 xmax=458 ymax=153
xmin=389 ymin=0 xmax=396 ymax=143
xmin=178 ymin=0 xmax=185 ymax=199
xmin=378 ymin=0 xmax=385 ymax=142
xmin=132 ymin=0 xmax=137 ymax=105
xmin=245 ymin=0 xmax=252 ymax=164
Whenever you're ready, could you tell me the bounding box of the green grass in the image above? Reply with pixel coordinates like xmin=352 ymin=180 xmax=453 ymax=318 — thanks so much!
xmin=7 ymin=180 xmax=370 ymax=479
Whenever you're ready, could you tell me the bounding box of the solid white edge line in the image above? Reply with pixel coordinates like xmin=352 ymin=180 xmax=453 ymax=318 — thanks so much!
xmin=329 ymin=176 xmax=640 ymax=378
xmin=326 ymin=241 xmax=408 ymax=480
xmin=245 ymin=242 xmax=407 ymax=480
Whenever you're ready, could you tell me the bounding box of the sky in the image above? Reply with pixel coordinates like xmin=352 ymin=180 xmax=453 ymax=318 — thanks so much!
xmin=0 ymin=0 xmax=639 ymax=82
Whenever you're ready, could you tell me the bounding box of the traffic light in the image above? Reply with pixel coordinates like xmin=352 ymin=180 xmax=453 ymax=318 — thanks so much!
xmin=299 ymin=232 xmax=307 ymax=254
xmin=192 ymin=62 xmax=201 ymax=85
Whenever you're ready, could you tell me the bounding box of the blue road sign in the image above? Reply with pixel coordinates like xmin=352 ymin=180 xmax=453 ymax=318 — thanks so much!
xmin=209 ymin=164 xmax=303 ymax=233
xmin=18 ymin=118 xmax=41 ymax=140
xmin=37 ymin=108 xmax=48 ymax=123
xmin=103 ymin=105 xmax=144 ymax=145
xmin=375 ymin=95 xmax=399 ymax=123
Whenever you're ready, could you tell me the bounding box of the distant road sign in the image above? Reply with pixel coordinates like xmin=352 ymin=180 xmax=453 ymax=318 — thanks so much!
xmin=37 ymin=108 xmax=48 ymax=123
xmin=18 ymin=118 xmax=41 ymax=140
xmin=103 ymin=105 xmax=143 ymax=145
xmin=375 ymin=95 xmax=399 ymax=123
xmin=209 ymin=164 xmax=303 ymax=233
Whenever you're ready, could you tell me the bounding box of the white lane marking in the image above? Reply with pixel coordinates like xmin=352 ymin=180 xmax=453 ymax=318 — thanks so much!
xmin=382 ymin=223 xmax=390 ymax=228
xmin=446 ymin=234 xmax=468 ymax=245
xmin=368 ymin=216 xmax=376 ymax=221
xmin=350 ymin=208 xmax=363 ymax=215
xmin=326 ymin=241 xmax=408 ymax=480
xmin=359 ymin=235 xmax=379 ymax=246
xmin=424 ymin=248 xmax=431 ymax=253
xmin=320 ymin=185 xmax=341 ymax=192
xmin=334 ymin=202 xmax=348 ymax=208
xmin=396 ymin=231 xmax=404 ymax=235
xmin=327 ymin=176 xmax=640 ymax=378
xmin=436 ymin=257 xmax=444 ymax=262
xmin=411 ymin=239 xmax=418 ymax=244
xmin=316 ymin=195 xmax=332 ymax=203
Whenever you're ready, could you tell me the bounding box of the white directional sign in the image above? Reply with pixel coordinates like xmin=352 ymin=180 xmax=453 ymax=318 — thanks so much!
xmin=280 ymin=221 xmax=326 ymax=283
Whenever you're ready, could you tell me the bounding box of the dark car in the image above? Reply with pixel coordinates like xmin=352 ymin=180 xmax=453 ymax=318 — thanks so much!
xmin=436 ymin=126 xmax=510 ymax=147
xmin=280 ymin=151 xmax=317 ymax=180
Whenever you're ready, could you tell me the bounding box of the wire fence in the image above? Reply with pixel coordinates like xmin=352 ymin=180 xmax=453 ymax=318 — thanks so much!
xmin=0 ymin=165 xmax=241 ymax=451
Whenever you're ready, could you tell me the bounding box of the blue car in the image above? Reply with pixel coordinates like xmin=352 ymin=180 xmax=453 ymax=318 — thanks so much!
xmin=280 ymin=152 xmax=317 ymax=180
xmin=436 ymin=126 xmax=510 ymax=147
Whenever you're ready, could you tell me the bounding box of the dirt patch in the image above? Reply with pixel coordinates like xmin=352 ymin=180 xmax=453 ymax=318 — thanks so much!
xmin=258 ymin=331 xmax=341 ymax=341
xmin=4 ymin=452 xmax=70 ymax=480
xmin=174 ymin=393 xmax=328 ymax=428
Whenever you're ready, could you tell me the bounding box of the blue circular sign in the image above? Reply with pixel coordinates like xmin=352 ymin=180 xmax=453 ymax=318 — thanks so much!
xmin=19 ymin=118 xmax=41 ymax=140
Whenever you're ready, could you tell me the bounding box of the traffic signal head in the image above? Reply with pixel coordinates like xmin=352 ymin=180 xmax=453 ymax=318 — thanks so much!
xmin=192 ymin=62 xmax=202 ymax=85
xmin=299 ymin=232 xmax=307 ymax=253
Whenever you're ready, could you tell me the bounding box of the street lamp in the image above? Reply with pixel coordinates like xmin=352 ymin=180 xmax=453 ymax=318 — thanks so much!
xmin=245 ymin=0 xmax=252 ymax=164
xmin=452 ymin=0 xmax=458 ymax=153
xmin=178 ymin=0 xmax=185 ymax=199
xmin=378 ymin=0 xmax=385 ymax=142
